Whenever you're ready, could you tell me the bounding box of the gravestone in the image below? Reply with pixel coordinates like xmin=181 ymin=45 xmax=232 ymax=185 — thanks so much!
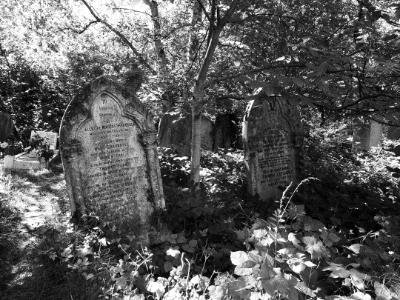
xmin=30 ymin=130 xmax=58 ymax=150
xmin=213 ymin=114 xmax=239 ymax=151
xmin=242 ymin=92 xmax=303 ymax=201
xmin=0 ymin=111 xmax=18 ymax=142
xmin=158 ymin=111 xmax=214 ymax=156
xmin=352 ymin=120 xmax=383 ymax=151
xmin=388 ymin=126 xmax=400 ymax=140
xmin=60 ymin=73 xmax=165 ymax=244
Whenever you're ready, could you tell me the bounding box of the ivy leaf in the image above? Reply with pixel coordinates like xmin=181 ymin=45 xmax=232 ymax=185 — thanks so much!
xmin=302 ymin=236 xmax=329 ymax=260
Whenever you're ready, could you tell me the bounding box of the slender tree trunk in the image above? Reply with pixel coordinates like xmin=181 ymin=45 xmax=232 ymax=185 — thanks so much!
xmin=144 ymin=0 xmax=168 ymax=78
xmin=190 ymin=28 xmax=222 ymax=189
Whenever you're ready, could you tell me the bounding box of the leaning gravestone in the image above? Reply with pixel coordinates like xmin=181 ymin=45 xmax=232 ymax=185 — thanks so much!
xmin=242 ymin=92 xmax=303 ymax=201
xmin=60 ymin=72 xmax=165 ymax=244
xmin=158 ymin=111 xmax=214 ymax=156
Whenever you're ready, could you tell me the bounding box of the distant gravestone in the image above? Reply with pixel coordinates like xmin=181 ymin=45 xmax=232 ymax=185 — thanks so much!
xmin=213 ymin=114 xmax=239 ymax=151
xmin=158 ymin=111 xmax=213 ymax=156
xmin=388 ymin=126 xmax=400 ymax=140
xmin=60 ymin=73 xmax=165 ymax=244
xmin=30 ymin=130 xmax=58 ymax=150
xmin=0 ymin=112 xmax=18 ymax=142
xmin=352 ymin=120 xmax=383 ymax=151
xmin=242 ymin=93 xmax=303 ymax=201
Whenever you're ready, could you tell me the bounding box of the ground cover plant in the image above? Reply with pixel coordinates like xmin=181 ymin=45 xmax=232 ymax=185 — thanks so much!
xmin=1 ymin=130 xmax=399 ymax=299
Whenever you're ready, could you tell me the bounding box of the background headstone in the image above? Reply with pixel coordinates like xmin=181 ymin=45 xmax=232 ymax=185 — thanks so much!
xmin=0 ymin=111 xmax=18 ymax=142
xmin=157 ymin=111 xmax=214 ymax=156
xmin=60 ymin=74 xmax=165 ymax=244
xmin=213 ymin=114 xmax=240 ymax=151
xmin=242 ymin=92 xmax=303 ymax=201
xmin=352 ymin=120 xmax=383 ymax=151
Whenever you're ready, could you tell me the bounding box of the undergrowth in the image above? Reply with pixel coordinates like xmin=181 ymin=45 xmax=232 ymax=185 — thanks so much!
xmin=1 ymin=135 xmax=399 ymax=299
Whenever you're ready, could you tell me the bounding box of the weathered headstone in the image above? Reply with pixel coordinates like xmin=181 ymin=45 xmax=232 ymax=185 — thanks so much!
xmin=60 ymin=73 xmax=165 ymax=244
xmin=352 ymin=120 xmax=383 ymax=151
xmin=0 ymin=112 xmax=18 ymax=142
xmin=30 ymin=130 xmax=58 ymax=150
xmin=213 ymin=114 xmax=239 ymax=151
xmin=158 ymin=111 xmax=214 ymax=156
xmin=242 ymin=92 xmax=303 ymax=201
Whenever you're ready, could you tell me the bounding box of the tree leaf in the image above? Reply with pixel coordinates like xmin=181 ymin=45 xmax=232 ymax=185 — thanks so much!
xmin=302 ymin=236 xmax=329 ymax=260
xmin=230 ymin=251 xmax=249 ymax=266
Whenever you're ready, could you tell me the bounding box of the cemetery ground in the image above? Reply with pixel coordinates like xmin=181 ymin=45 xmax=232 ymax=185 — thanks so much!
xmin=1 ymin=137 xmax=400 ymax=300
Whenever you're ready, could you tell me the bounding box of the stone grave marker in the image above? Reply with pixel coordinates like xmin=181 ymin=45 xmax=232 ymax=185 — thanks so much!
xmin=242 ymin=92 xmax=303 ymax=201
xmin=60 ymin=73 xmax=165 ymax=244
xmin=352 ymin=119 xmax=383 ymax=151
xmin=0 ymin=111 xmax=18 ymax=142
xmin=213 ymin=114 xmax=240 ymax=151
xmin=158 ymin=111 xmax=214 ymax=156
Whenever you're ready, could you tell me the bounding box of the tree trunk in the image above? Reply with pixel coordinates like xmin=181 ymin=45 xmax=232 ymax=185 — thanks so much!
xmin=144 ymin=0 xmax=168 ymax=78
xmin=190 ymin=28 xmax=223 ymax=189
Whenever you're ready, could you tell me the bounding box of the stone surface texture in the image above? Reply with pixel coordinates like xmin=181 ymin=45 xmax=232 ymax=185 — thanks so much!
xmin=242 ymin=92 xmax=303 ymax=201
xmin=60 ymin=74 xmax=164 ymax=244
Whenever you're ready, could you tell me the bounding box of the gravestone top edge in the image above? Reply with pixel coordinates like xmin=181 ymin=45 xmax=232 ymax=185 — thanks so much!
xmin=59 ymin=75 xmax=156 ymax=145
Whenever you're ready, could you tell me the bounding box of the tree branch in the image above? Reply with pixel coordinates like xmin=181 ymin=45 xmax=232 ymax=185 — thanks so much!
xmin=60 ymin=20 xmax=100 ymax=34
xmin=79 ymin=0 xmax=156 ymax=74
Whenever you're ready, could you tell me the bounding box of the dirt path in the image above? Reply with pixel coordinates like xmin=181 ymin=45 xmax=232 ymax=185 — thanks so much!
xmin=0 ymin=169 xmax=73 ymax=300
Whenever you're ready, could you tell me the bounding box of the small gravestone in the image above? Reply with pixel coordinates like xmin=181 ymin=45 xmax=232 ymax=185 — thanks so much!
xmin=60 ymin=73 xmax=165 ymax=244
xmin=158 ymin=111 xmax=214 ymax=156
xmin=213 ymin=114 xmax=239 ymax=151
xmin=352 ymin=120 xmax=383 ymax=151
xmin=242 ymin=92 xmax=303 ymax=201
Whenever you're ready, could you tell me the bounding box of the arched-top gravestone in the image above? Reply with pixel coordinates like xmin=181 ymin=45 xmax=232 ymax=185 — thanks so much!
xmin=242 ymin=92 xmax=303 ymax=201
xmin=60 ymin=72 xmax=165 ymax=245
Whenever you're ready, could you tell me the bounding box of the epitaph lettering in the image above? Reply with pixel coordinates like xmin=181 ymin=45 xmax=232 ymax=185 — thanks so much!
xmin=242 ymin=93 xmax=303 ymax=201
xmin=60 ymin=75 xmax=164 ymax=244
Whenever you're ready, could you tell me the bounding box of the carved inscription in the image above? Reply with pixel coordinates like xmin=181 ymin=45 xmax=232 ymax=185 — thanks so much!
xmin=78 ymin=93 xmax=149 ymax=220
xmin=248 ymin=107 xmax=293 ymax=189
